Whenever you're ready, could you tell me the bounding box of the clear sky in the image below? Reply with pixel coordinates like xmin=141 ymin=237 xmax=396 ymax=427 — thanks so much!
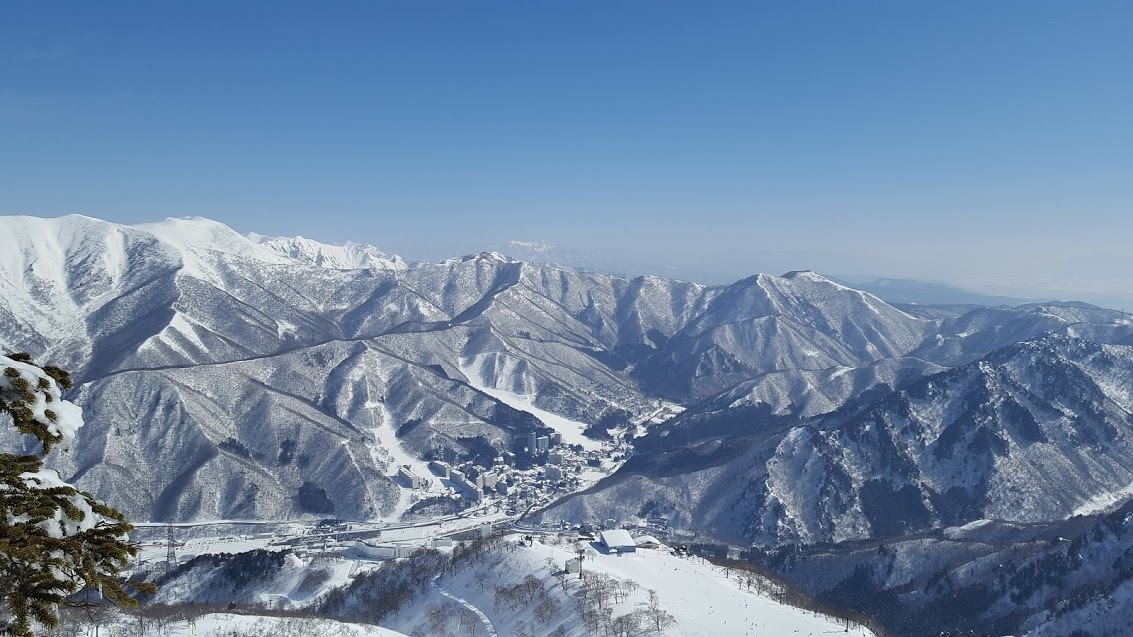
xmin=2 ymin=1 xmax=1131 ymax=301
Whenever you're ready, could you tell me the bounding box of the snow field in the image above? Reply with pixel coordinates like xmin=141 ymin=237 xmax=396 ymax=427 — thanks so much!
xmin=461 ymin=353 xmax=603 ymax=451
xmin=121 ymin=613 xmax=410 ymax=637
xmin=386 ymin=534 xmax=876 ymax=637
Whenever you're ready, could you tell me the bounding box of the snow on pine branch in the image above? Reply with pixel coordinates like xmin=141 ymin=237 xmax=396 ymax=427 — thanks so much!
xmin=0 ymin=353 xmax=84 ymax=446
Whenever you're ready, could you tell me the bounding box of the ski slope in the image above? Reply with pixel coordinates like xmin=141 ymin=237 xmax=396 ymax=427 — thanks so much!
xmin=461 ymin=354 xmax=604 ymax=451
xmin=386 ymin=534 xmax=875 ymax=637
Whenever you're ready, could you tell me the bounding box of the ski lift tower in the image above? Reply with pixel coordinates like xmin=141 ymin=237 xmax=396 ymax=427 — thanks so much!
xmin=164 ymin=522 xmax=177 ymax=576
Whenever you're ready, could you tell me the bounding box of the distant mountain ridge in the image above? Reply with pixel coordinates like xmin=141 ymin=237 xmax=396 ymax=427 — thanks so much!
xmin=493 ymin=240 xmax=1051 ymax=306
xmin=492 ymin=239 xmax=742 ymax=284
xmin=830 ymin=274 xmax=1042 ymax=306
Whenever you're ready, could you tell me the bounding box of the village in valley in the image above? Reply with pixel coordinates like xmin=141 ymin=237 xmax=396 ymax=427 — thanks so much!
xmin=129 ymin=412 xmax=676 ymax=574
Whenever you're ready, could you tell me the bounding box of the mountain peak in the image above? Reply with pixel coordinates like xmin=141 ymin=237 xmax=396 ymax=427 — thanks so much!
xmin=248 ymin=233 xmax=406 ymax=270
xmin=781 ymin=270 xmax=849 ymax=288
xmin=782 ymin=269 xmax=821 ymax=278
xmin=492 ymin=241 xmax=603 ymax=268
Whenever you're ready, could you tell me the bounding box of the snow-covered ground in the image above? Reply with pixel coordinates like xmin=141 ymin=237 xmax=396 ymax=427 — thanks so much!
xmin=461 ymin=354 xmax=604 ymax=451
xmin=385 ymin=534 xmax=875 ymax=637
xmin=131 ymin=511 xmax=511 ymax=576
xmin=1073 ymin=478 xmax=1133 ymax=517
xmin=137 ymin=529 xmax=873 ymax=637
xmin=361 ymin=396 xmax=443 ymax=519
xmin=130 ymin=614 xmax=409 ymax=637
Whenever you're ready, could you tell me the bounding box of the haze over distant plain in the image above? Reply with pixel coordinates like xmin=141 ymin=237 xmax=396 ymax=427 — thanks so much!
xmin=2 ymin=1 xmax=1130 ymax=306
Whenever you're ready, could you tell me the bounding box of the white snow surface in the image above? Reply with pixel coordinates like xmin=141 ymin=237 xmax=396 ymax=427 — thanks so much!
xmin=391 ymin=535 xmax=876 ymax=637
xmin=248 ymin=233 xmax=407 ymax=270
xmin=152 ymin=614 xmax=409 ymax=637
xmin=461 ymin=353 xmax=603 ymax=451
xmin=1072 ymin=479 xmax=1133 ymax=517
xmin=144 ymin=532 xmax=872 ymax=637
xmin=0 ymin=354 xmax=84 ymax=443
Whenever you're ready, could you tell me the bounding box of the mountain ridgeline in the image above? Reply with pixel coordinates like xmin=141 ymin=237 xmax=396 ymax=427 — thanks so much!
xmin=3 ymin=214 xmax=1133 ymax=635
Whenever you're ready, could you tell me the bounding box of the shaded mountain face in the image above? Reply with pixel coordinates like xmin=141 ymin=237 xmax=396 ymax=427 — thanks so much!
xmin=3 ymin=214 xmax=1132 ymax=531
xmin=758 ymin=497 xmax=1133 ymax=637
xmin=633 ymin=271 xmax=933 ymax=400
xmin=746 ymin=336 xmax=1133 ymax=545
xmin=540 ymin=336 xmax=1133 ymax=545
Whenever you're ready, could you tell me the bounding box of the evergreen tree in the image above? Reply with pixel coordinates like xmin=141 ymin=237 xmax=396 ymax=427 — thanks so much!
xmin=0 ymin=353 xmax=154 ymax=636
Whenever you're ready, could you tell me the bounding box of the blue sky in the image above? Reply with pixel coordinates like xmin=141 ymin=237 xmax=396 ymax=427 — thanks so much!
xmin=2 ymin=1 xmax=1131 ymax=299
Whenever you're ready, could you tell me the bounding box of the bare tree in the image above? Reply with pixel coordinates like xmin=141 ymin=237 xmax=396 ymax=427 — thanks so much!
xmin=610 ymin=612 xmax=641 ymax=637
xmin=424 ymin=604 xmax=452 ymax=634
xmin=645 ymin=589 xmax=677 ymax=635
xmin=534 ymin=596 xmax=560 ymax=625
xmin=458 ymin=609 xmax=478 ymax=632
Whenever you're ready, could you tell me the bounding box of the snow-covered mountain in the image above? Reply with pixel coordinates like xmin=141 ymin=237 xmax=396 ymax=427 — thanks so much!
xmin=248 ymin=233 xmax=408 ymax=270
xmin=535 ymin=333 xmax=1133 ymax=635
xmin=492 ymin=241 xmax=607 ymax=272
xmin=633 ymin=271 xmax=933 ymax=400
xmin=6 ymin=213 xmax=1133 ymax=635
xmin=831 ymin=274 xmax=1040 ymax=306
xmin=1 ymin=215 xmax=710 ymax=521
xmin=540 ymin=335 xmax=1133 ymax=540
xmin=767 ymin=496 xmax=1133 ymax=637
xmin=3 ymin=214 xmax=1132 ymax=528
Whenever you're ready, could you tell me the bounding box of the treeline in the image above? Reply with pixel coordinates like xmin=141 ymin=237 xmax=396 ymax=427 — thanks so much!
xmin=318 ymin=549 xmax=448 ymax=623
xmin=686 ymin=545 xmax=891 ymax=637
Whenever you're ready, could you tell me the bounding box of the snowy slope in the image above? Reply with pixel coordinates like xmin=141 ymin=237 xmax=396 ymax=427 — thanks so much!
xmin=97 ymin=613 xmax=410 ymax=637
xmin=689 ymin=356 xmax=946 ymax=419
xmin=541 ymin=336 xmax=1133 ymax=547
xmin=146 ymin=532 xmax=874 ymax=636
xmin=248 ymin=233 xmax=408 ymax=270
xmin=386 ymin=535 xmax=876 ymax=637
xmin=634 ymin=271 xmax=935 ymax=399
xmin=461 ymin=353 xmax=603 ymax=451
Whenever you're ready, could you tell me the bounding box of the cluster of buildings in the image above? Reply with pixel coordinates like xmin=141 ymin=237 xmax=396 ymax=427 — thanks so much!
xmin=524 ymin=431 xmax=563 ymax=454
xmin=389 ymin=426 xmax=628 ymax=517
xmin=428 ymin=460 xmax=510 ymax=502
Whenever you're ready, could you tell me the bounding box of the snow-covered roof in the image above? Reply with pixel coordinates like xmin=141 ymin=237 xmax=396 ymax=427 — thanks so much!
xmin=634 ymin=535 xmax=661 ymax=547
xmin=599 ymin=529 xmax=636 ymax=549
